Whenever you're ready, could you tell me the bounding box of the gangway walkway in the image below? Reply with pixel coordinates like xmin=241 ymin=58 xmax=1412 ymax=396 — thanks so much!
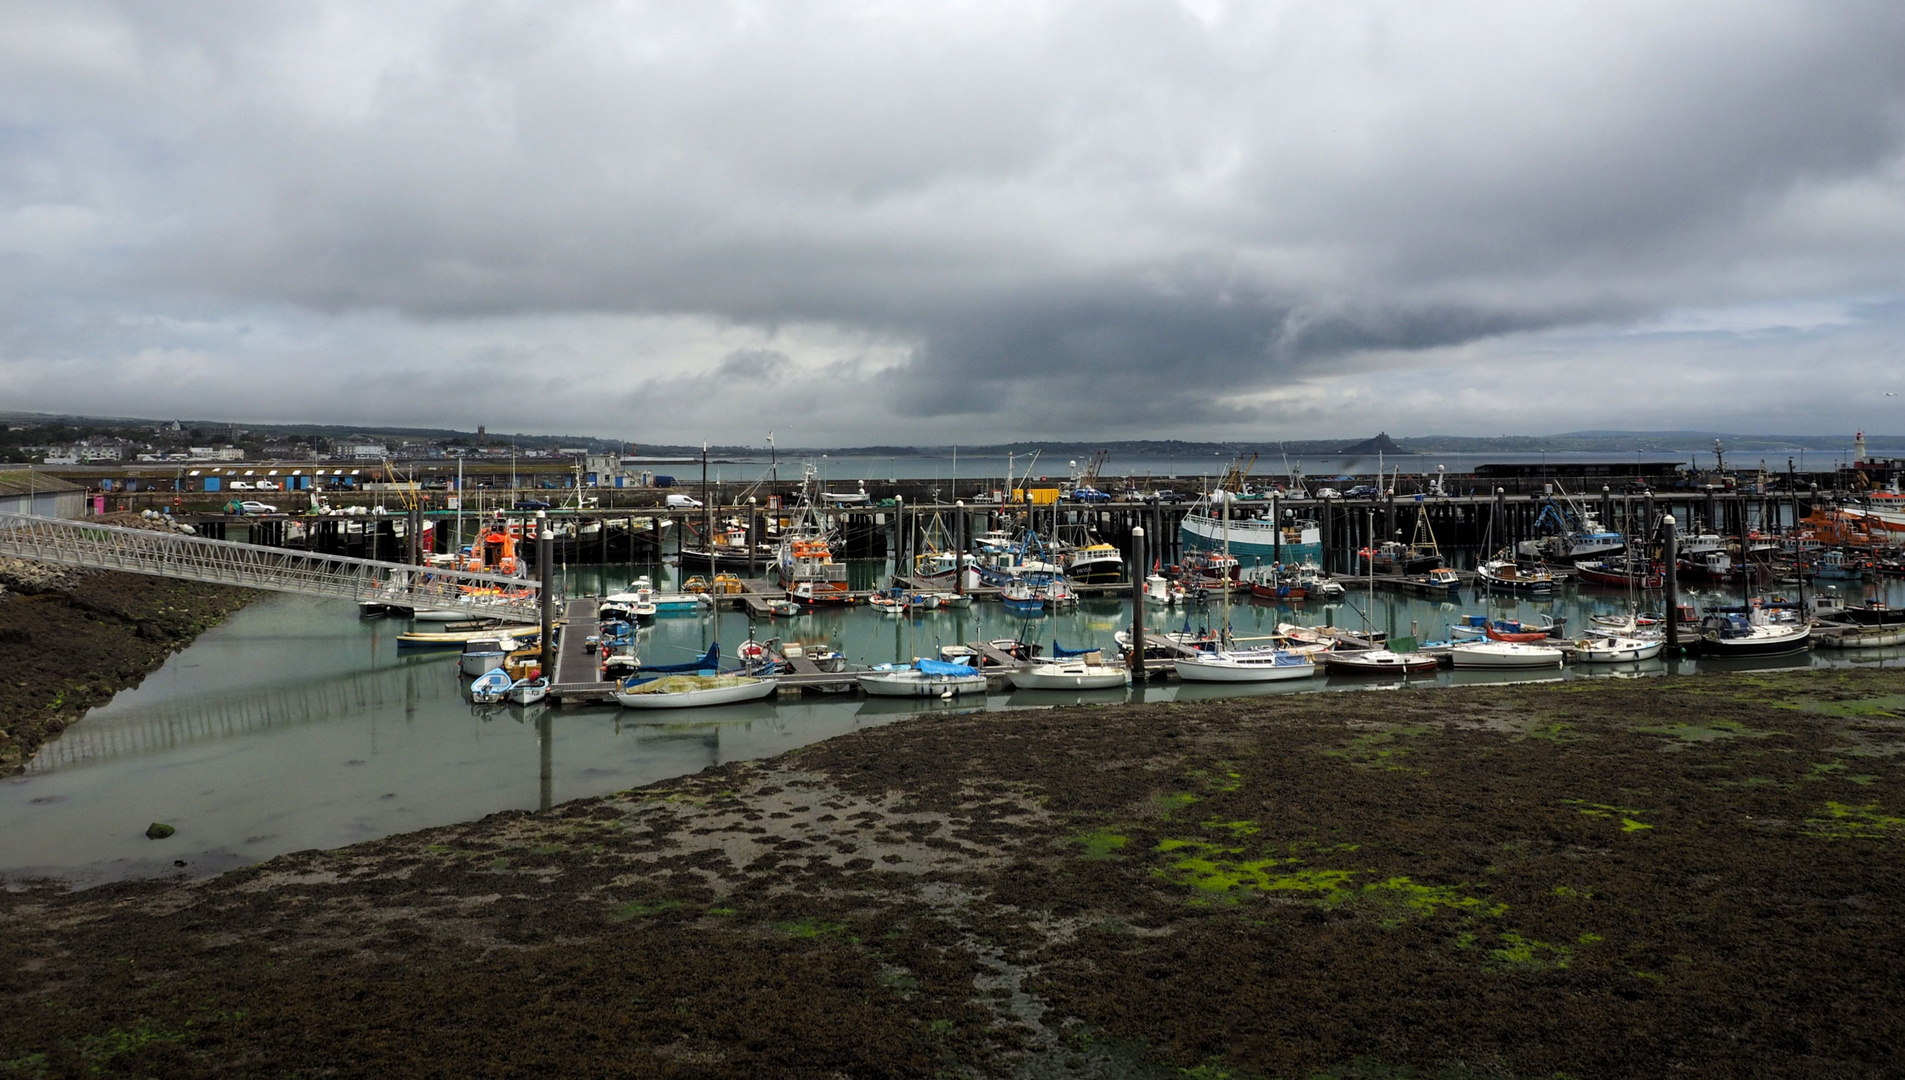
xmin=0 ymin=512 xmax=546 ymax=623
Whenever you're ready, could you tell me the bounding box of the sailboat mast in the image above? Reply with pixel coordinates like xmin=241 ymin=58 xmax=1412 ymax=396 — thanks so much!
xmin=1221 ymin=488 xmax=1231 ymax=645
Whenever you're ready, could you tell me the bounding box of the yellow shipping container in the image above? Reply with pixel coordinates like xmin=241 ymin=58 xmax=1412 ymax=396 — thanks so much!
xmin=1014 ymin=487 xmax=1062 ymax=505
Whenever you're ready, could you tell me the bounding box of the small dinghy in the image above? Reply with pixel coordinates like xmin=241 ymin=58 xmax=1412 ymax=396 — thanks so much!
xmin=507 ymin=676 xmax=550 ymax=704
xmin=858 ymin=658 xmax=989 ymax=698
xmin=613 ymin=673 xmax=779 ymax=709
xmin=470 ymin=668 xmax=512 ymax=703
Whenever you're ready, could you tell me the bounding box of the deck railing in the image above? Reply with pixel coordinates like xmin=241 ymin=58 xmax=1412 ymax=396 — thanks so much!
xmin=0 ymin=512 xmax=543 ymax=623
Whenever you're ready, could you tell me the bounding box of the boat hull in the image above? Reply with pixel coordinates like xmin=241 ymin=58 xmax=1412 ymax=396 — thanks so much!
xmin=1450 ymin=643 xmax=1565 ymax=668
xmin=1698 ymin=625 xmax=1811 ymax=658
xmin=1007 ymin=664 xmax=1131 ymax=690
xmin=1173 ymin=653 xmax=1317 ymax=682
xmin=857 ymin=671 xmax=990 ymax=697
xmin=1179 ymin=514 xmax=1321 ymax=564
xmin=1322 ymin=651 xmax=1440 ymax=675
xmin=613 ymin=675 xmax=779 ymax=708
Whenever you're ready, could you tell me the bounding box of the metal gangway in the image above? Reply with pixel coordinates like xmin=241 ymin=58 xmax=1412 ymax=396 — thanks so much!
xmin=0 ymin=512 xmax=544 ymax=623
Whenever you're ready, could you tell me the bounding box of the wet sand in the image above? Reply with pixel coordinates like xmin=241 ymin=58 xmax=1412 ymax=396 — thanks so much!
xmin=3 ymin=668 xmax=1902 ymax=1078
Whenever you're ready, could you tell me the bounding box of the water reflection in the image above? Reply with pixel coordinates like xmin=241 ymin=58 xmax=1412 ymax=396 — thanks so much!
xmin=4 ymin=564 xmax=1899 ymax=886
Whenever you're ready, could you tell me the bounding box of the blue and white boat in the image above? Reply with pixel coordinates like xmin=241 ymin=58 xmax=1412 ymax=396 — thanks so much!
xmin=470 ymin=668 xmax=512 ymax=703
xmin=1515 ymin=487 xmax=1624 ymax=562
xmin=858 ymin=657 xmax=989 ymax=698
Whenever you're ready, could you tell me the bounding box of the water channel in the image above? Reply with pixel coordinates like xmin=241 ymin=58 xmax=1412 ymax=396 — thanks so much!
xmin=5 ymin=561 xmax=1901 ymax=887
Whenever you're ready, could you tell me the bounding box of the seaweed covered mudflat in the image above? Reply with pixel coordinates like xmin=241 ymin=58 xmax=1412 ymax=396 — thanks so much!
xmin=3 ymin=668 xmax=1902 ymax=1078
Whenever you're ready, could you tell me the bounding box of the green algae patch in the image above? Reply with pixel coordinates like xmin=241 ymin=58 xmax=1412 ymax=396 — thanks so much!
xmin=1808 ymin=761 xmax=1879 ymax=785
xmin=1156 ymin=792 xmax=1201 ymax=819
xmin=1518 ymin=721 xmax=1595 ymax=743
xmin=607 ymin=899 xmax=684 ymax=922
xmin=1185 ymin=766 xmax=1244 ymax=793
xmin=1323 ymin=725 xmax=1435 ymax=770
xmin=1074 ymin=827 xmax=1130 ymax=860
xmin=1551 ymin=885 xmax=1591 ymax=900
xmin=1487 ymin=931 xmax=1572 ymax=971
xmin=1634 ymin=719 xmax=1777 ymax=747
xmin=777 ymin=919 xmax=848 ymax=939
xmin=1562 ymin=799 xmax=1652 ymax=831
xmin=1153 ymin=839 xmax=1348 ymax=897
xmin=1199 ymin=818 xmax=1260 ymax=836
xmin=1790 ymin=695 xmax=1905 ymax=718
xmin=1804 ymin=801 xmax=1905 ymax=840
xmin=1361 ymin=877 xmax=1506 ymax=920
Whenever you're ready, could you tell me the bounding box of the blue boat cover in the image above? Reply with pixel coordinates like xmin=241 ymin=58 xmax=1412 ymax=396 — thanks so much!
xmin=916 ymin=658 xmax=976 ymax=676
xmin=1050 ymin=640 xmax=1098 ymax=657
xmin=638 ymin=643 xmax=721 ymax=674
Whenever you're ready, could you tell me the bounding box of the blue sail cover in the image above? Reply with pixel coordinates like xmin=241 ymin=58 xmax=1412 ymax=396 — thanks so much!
xmin=1051 ymin=640 xmax=1098 ymax=657
xmin=916 ymin=658 xmax=976 ymax=676
xmin=638 ymin=643 xmax=721 ymax=674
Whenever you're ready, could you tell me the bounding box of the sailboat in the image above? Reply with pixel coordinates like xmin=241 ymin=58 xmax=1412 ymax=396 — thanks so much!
xmin=1325 ymin=509 xmax=1440 ymax=675
xmin=1173 ymin=488 xmax=1318 ymax=683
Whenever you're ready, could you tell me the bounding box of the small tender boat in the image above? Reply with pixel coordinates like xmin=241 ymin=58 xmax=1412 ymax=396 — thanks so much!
xmin=613 ymin=673 xmax=779 ymax=708
xmin=1008 ymin=660 xmax=1131 ymax=690
xmin=470 ymin=668 xmax=513 ymax=703
xmin=460 ymin=631 xmax=534 ymax=677
xmin=507 ymin=676 xmax=550 ymax=704
xmin=1477 ymin=559 xmax=1555 ymax=594
xmin=1449 ymin=641 xmax=1565 ymax=668
xmin=1571 ymin=636 xmax=1663 ymax=664
xmin=767 ymin=599 xmax=803 ymax=617
xmin=1174 ymin=649 xmax=1317 ymax=683
xmin=1000 ymin=578 xmax=1045 ymax=616
xmin=1322 ymin=648 xmax=1440 ymax=675
xmin=858 ymin=658 xmax=990 ymax=698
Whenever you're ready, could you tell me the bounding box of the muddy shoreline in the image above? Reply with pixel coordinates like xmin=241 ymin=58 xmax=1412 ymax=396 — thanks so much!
xmin=0 ymin=563 xmax=255 ymax=775
xmin=3 ymin=668 xmax=1901 ymax=1078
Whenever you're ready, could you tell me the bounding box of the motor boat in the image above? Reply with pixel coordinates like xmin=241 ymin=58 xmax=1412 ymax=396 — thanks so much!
xmin=1449 ymin=641 xmax=1565 ymax=668
xmin=1007 ymin=660 xmax=1131 ymax=691
xmin=1174 ymin=648 xmax=1317 ymax=682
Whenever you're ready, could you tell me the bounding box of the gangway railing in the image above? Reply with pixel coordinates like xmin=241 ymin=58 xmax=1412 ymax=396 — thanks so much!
xmin=0 ymin=512 xmax=544 ymax=622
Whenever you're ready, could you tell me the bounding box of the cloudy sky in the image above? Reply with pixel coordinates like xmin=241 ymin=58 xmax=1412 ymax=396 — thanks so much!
xmin=3 ymin=1 xmax=1904 ymax=445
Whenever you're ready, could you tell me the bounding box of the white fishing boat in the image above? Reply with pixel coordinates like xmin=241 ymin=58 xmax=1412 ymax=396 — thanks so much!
xmin=1007 ymin=660 xmax=1131 ymax=690
xmin=507 ymin=676 xmax=550 ymax=704
xmin=1477 ymin=558 xmax=1555 ymax=594
xmin=1571 ymin=636 xmax=1663 ymax=664
xmin=1175 ymin=648 xmax=1318 ymax=682
xmin=470 ymin=668 xmax=512 ymax=703
xmin=857 ymin=658 xmax=989 ymax=698
xmin=1449 ymin=641 xmax=1565 ymax=668
xmin=612 ymin=673 xmax=779 ymax=708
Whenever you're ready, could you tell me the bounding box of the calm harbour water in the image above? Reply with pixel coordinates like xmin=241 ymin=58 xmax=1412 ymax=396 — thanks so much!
xmin=4 ymin=561 xmax=1900 ymax=887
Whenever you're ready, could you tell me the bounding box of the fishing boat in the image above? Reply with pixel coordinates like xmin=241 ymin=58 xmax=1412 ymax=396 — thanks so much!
xmin=1810 ymin=550 xmax=1867 ymax=581
xmin=775 ymin=466 xmax=852 ymax=603
xmin=1144 ymin=572 xmax=1186 ymax=606
xmin=506 ymin=676 xmax=550 ymax=705
xmin=613 ymin=673 xmax=779 ymax=708
xmin=1410 ymin=567 xmax=1463 ymax=594
xmin=1180 ymin=504 xmax=1322 ymax=564
xmin=858 ymin=658 xmax=990 ymax=698
xmin=1515 ymin=485 xmax=1625 ymax=563
xmin=1064 ymin=542 xmax=1126 ymax=585
xmin=1571 ymin=636 xmax=1663 ymax=663
xmin=1448 ymin=641 xmax=1565 ymax=668
xmin=469 ymin=667 xmax=512 ymax=703
xmin=1000 ymin=578 xmax=1045 ymax=616
xmin=677 ymin=519 xmax=777 ymax=571
xmin=1175 ymin=648 xmax=1318 ymax=682
xmin=1573 ymin=556 xmax=1663 ymax=589
xmin=1007 ymin=657 xmax=1131 ymax=690
xmin=1322 ymin=648 xmax=1440 ymax=675
xmin=1477 ymin=558 xmax=1554 ymax=594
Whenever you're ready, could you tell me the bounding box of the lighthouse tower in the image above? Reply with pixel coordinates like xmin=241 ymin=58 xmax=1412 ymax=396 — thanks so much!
xmin=1855 ymin=431 xmax=1867 ymax=466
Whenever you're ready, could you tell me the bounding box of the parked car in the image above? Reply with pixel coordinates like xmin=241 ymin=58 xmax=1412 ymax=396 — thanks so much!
xmin=1621 ymin=480 xmax=1652 ymax=495
xmin=1066 ymin=487 xmax=1113 ymax=503
xmin=1146 ymin=490 xmax=1190 ymax=504
xmin=665 ymin=493 xmax=704 ymax=508
xmin=513 ymin=498 xmax=551 ymax=511
xmin=1344 ymin=485 xmax=1379 ymax=499
xmin=1313 ymin=487 xmax=1342 ymax=499
xmin=235 ymin=500 xmax=277 ymax=515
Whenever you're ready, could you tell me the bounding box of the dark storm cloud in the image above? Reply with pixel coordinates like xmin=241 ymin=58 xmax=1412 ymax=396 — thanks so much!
xmin=3 ymin=1 xmax=1905 ymax=440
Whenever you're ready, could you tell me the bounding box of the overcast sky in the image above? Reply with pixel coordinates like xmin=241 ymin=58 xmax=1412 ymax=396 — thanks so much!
xmin=3 ymin=1 xmax=1904 ymax=445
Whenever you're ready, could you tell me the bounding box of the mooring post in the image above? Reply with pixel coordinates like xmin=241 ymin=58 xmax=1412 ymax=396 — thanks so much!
xmin=954 ymin=500 xmax=966 ymax=596
xmin=1271 ymin=496 xmax=1281 ymax=564
xmin=1661 ymin=513 xmax=1680 ymax=658
xmin=1130 ymin=526 xmax=1147 ymax=685
xmin=747 ymin=496 xmax=758 ymax=578
xmin=538 ymin=510 xmax=555 ymax=680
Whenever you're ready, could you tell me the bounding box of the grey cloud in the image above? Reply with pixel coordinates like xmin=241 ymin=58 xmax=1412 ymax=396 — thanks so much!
xmin=3 ymin=1 xmax=1905 ymax=441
